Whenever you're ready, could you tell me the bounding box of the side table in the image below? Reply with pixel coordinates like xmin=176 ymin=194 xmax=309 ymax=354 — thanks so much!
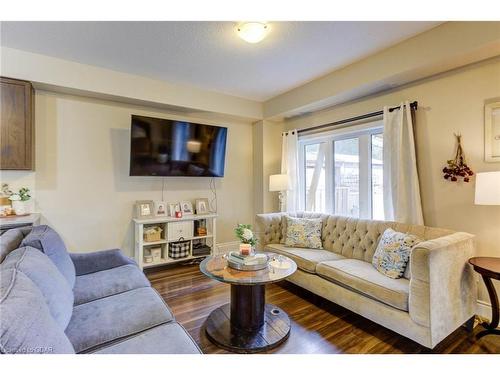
xmin=469 ymin=257 xmax=500 ymax=338
xmin=0 ymin=213 xmax=40 ymax=234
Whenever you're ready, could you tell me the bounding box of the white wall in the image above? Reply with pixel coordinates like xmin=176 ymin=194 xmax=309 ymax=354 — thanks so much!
xmin=285 ymin=58 xmax=500 ymax=306
xmin=1 ymin=47 xmax=262 ymax=120
xmin=252 ymin=120 xmax=284 ymax=216
xmin=2 ymin=91 xmax=254 ymax=257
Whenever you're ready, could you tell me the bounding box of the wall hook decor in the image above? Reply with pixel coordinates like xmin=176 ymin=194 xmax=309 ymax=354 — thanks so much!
xmin=442 ymin=133 xmax=474 ymax=182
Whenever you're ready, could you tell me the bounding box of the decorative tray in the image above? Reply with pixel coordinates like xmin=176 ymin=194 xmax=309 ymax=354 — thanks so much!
xmin=227 ymin=254 xmax=269 ymax=271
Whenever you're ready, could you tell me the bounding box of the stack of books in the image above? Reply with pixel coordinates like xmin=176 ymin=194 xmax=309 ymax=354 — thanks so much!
xmin=228 ymin=251 xmax=268 ymax=266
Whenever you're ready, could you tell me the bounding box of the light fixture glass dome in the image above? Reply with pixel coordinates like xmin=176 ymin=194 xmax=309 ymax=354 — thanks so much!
xmin=236 ymin=22 xmax=269 ymax=44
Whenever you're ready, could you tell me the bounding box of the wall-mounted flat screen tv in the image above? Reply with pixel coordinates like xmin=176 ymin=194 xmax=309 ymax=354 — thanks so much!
xmin=129 ymin=115 xmax=227 ymax=177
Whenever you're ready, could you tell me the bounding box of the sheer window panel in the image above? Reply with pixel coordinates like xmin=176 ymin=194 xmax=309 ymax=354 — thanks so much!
xmin=298 ymin=121 xmax=383 ymax=219
xmin=304 ymin=143 xmax=328 ymax=213
xmin=371 ymin=133 xmax=384 ymax=220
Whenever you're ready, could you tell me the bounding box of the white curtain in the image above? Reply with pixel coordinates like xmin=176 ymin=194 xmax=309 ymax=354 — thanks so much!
xmin=383 ymin=101 xmax=424 ymax=225
xmin=281 ymin=130 xmax=300 ymax=212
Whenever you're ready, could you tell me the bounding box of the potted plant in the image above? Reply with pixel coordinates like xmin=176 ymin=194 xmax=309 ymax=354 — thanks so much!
xmin=8 ymin=187 xmax=31 ymax=215
xmin=234 ymin=224 xmax=257 ymax=256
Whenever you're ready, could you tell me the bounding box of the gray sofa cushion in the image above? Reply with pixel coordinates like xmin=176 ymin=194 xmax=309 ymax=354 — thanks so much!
xmin=93 ymin=322 xmax=201 ymax=354
xmin=73 ymin=264 xmax=151 ymax=305
xmin=0 ymin=228 xmax=24 ymax=263
xmin=2 ymin=246 xmax=74 ymax=329
xmin=316 ymin=259 xmax=410 ymax=311
xmin=65 ymin=287 xmax=174 ymax=353
xmin=21 ymin=225 xmax=76 ymax=287
xmin=265 ymin=243 xmax=345 ymax=273
xmin=0 ymin=269 xmax=75 ymax=354
xmin=70 ymin=249 xmax=137 ymax=276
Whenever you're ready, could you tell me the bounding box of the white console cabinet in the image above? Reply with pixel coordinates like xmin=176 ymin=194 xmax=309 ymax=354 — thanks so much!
xmin=133 ymin=214 xmax=217 ymax=270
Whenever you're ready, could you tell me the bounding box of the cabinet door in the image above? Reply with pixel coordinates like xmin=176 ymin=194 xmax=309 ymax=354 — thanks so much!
xmin=0 ymin=77 xmax=34 ymax=170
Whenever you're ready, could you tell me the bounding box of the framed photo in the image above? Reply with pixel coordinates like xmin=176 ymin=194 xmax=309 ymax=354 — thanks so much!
xmin=168 ymin=202 xmax=181 ymax=217
xmin=180 ymin=201 xmax=194 ymax=215
xmin=135 ymin=200 xmax=154 ymax=219
xmin=195 ymin=198 xmax=210 ymax=214
xmin=154 ymin=201 xmax=168 ymax=216
xmin=485 ymin=100 xmax=500 ymax=162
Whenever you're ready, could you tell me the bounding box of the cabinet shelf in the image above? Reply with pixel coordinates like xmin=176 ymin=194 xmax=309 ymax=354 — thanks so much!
xmin=142 ymin=254 xmax=209 ymax=269
xmin=143 ymin=239 xmax=167 ymax=246
xmin=134 ymin=214 xmax=217 ymax=270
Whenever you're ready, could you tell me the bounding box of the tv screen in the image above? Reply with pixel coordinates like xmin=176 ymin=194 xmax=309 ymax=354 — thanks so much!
xmin=129 ymin=115 xmax=227 ymax=177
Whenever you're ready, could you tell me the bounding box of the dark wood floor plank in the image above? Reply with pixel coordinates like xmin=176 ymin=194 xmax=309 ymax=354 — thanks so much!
xmin=146 ymin=264 xmax=500 ymax=354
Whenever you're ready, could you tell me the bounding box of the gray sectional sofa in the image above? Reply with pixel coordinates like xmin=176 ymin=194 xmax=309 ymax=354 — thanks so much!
xmin=0 ymin=225 xmax=201 ymax=354
xmin=256 ymin=212 xmax=477 ymax=349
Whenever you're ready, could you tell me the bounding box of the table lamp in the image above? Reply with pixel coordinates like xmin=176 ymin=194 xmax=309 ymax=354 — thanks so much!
xmin=269 ymin=174 xmax=288 ymax=212
xmin=472 ymin=171 xmax=500 ymax=338
xmin=475 ymin=171 xmax=500 ymax=205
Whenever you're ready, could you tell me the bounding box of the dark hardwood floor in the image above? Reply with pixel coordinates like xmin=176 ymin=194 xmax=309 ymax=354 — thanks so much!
xmin=146 ymin=263 xmax=500 ymax=354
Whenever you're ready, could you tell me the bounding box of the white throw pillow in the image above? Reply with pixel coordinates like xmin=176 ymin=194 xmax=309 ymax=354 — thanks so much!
xmin=372 ymin=228 xmax=421 ymax=279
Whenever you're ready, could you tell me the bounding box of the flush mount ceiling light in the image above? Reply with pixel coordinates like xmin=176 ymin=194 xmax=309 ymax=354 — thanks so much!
xmin=236 ymin=22 xmax=269 ymax=44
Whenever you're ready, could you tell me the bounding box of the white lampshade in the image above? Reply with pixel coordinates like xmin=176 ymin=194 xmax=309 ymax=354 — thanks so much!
xmin=269 ymin=174 xmax=288 ymax=192
xmin=475 ymin=171 xmax=500 ymax=205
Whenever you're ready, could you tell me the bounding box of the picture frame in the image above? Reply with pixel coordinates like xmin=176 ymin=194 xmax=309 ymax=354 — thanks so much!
xmin=168 ymin=202 xmax=181 ymax=217
xmin=154 ymin=201 xmax=168 ymax=216
xmin=180 ymin=200 xmax=194 ymax=215
xmin=134 ymin=200 xmax=154 ymax=219
xmin=485 ymin=100 xmax=500 ymax=162
xmin=195 ymin=198 xmax=210 ymax=214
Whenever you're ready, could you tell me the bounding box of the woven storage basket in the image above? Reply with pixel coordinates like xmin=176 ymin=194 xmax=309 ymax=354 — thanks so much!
xmin=144 ymin=227 xmax=162 ymax=242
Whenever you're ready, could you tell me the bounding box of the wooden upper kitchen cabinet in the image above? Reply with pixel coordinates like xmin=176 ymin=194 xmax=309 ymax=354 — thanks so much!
xmin=0 ymin=77 xmax=35 ymax=170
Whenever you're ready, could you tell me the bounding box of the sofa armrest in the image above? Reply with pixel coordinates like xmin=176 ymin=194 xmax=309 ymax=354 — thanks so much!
xmin=408 ymin=232 xmax=477 ymax=346
xmin=255 ymin=213 xmax=285 ymax=250
xmin=70 ymin=249 xmax=138 ymax=276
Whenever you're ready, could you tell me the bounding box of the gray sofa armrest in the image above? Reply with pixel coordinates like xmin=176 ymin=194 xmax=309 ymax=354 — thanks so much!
xmin=70 ymin=249 xmax=138 ymax=276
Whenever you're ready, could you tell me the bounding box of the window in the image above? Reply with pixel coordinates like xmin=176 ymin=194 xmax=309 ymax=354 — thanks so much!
xmin=298 ymin=121 xmax=384 ymax=220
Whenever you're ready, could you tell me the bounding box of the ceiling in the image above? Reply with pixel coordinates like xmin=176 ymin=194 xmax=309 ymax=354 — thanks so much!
xmin=0 ymin=21 xmax=441 ymax=101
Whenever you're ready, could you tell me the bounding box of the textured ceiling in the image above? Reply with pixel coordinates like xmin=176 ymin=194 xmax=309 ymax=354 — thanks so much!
xmin=0 ymin=21 xmax=441 ymax=101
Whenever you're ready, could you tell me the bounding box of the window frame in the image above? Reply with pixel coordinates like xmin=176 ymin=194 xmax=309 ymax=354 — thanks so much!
xmin=298 ymin=120 xmax=383 ymax=219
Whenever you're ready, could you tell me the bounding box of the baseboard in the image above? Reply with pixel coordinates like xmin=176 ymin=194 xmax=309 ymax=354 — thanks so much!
xmin=476 ymin=299 xmax=492 ymax=320
xmin=214 ymin=241 xmax=240 ymax=255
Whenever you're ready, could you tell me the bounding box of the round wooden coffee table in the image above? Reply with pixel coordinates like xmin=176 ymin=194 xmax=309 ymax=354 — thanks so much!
xmin=200 ymin=253 xmax=297 ymax=353
xmin=469 ymin=256 xmax=500 ymax=338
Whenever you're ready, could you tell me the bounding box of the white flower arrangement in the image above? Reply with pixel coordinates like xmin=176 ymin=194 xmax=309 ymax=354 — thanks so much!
xmin=234 ymin=224 xmax=257 ymax=246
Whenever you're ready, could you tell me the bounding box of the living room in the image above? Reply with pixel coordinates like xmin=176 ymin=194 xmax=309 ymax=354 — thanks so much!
xmin=1 ymin=0 xmax=499 ymax=372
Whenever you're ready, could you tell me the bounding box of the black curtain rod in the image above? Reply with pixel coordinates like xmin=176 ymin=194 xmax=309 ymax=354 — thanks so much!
xmin=296 ymin=101 xmax=418 ymax=135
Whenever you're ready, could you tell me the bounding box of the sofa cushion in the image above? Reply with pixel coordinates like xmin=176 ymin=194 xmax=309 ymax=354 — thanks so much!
xmin=316 ymin=259 xmax=410 ymax=311
xmin=265 ymin=244 xmax=345 ymax=273
xmin=0 ymin=269 xmax=75 ymax=354
xmin=65 ymin=287 xmax=174 ymax=353
xmin=21 ymin=225 xmax=76 ymax=287
xmin=284 ymin=216 xmax=323 ymax=249
xmin=372 ymin=228 xmax=421 ymax=279
xmin=70 ymin=248 xmax=137 ymax=276
xmin=73 ymin=264 xmax=151 ymax=305
xmin=3 ymin=246 xmax=74 ymax=329
xmin=92 ymin=322 xmax=201 ymax=354
xmin=0 ymin=228 xmax=24 ymax=263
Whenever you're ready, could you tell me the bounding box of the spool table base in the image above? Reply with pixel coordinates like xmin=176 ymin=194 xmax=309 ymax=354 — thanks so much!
xmin=205 ymin=303 xmax=291 ymax=353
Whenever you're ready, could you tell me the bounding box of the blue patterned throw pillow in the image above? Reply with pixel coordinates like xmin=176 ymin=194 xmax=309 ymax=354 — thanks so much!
xmin=284 ymin=216 xmax=323 ymax=249
xmin=372 ymin=228 xmax=421 ymax=279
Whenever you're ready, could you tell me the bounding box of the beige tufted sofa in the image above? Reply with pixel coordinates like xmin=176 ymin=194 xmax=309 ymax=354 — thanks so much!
xmin=255 ymin=212 xmax=477 ymax=349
